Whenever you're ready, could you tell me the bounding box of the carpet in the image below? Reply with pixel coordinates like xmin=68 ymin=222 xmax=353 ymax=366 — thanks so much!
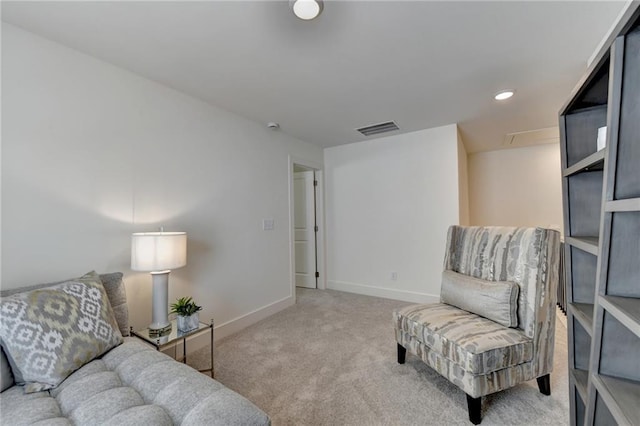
xmin=189 ymin=288 xmax=569 ymax=425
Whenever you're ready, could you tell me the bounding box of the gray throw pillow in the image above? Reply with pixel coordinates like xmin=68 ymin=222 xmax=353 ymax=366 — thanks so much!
xmin=0 ymin=271 xmax=123 ymax=393
xmin=440 ymin=270 xmax=519 ymax=328
xmin=99 ymin=273 xmax=129 ymax=337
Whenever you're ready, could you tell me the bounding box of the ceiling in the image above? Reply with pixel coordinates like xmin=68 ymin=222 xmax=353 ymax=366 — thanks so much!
xmin=1 ymin=1 xmax=627 ymax=153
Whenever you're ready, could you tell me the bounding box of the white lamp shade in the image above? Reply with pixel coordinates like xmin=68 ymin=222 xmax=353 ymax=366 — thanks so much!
xmin=131 ymin=232 xmax=187 ymax=272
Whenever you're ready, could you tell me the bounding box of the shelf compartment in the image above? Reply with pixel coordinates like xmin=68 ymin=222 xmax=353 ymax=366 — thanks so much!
xmin=575 ymin=391 xmax=586 ymax=426
xmin=599 ymin=295 xmax=640 ymax=339
xmin=569 ymin=303 xmax=594 ymax=334
xmin=567 ymin=245 xmax=598 ymax=305
xmin=606 ymin=211 xmax=640 ymax=298
xmin=563 ymin=149 xmax=606 ymax=177
xmin=567 ymin=172 xmax=604 ymax=237
xmin=570 ymin=368 xmax=590 ymax=402
xmin=566 ymin=237 xmax=599 ymax=256
xmin=615 ymin=29 xmax=640 ymax=200
xmin=592 ymin=374 xmax=640 ymax=425
xmin=573 ymin=317 xmax=592 ymax=371
xmin=599 ymin=311 xmax=640 ymax=381
xmin=565 ymin=105 xmax=608 ymax=167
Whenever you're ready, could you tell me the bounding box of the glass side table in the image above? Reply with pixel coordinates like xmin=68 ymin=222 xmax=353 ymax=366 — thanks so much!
xmin=131 ymin=318 xmax=214 ymax=378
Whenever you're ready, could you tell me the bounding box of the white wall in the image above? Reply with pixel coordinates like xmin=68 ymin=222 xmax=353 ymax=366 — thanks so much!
xmin=324 ymin=125 xmax=461 ymax=303
xmin=468 ymin=143 xmax=563 ymax=232
xmin=1 ymin=24 xmax=323 ymax=340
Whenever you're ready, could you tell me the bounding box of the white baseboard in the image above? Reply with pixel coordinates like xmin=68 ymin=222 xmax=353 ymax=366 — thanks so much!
xmin=180 ymin=294 xmax=295 ymax=353
xmin=215 ymin=295 xmax=294 ymax=341
xmin=327 ymin=280 xmax=439 ymax=304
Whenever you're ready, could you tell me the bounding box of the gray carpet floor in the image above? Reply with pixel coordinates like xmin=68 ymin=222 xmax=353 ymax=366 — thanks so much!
xmin=189 ymin=288 xmax=569 ymax=425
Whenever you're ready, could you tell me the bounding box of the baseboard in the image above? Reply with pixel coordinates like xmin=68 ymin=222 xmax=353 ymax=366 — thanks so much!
xmin=327 ymin=280 xmax=439 ymax=304
xmin=215 ymin=295 xmax=294 ymax=340
xmin=181 ymin=294 xmax=295 ymax=353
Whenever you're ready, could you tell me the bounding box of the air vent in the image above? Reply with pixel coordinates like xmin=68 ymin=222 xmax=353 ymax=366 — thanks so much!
xmin=356 ymin=121 xmax=399 ymax=136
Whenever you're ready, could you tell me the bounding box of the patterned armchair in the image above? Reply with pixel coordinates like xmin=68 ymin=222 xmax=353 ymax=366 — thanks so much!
xmin=394 ymin=226 xmax=560 ymax=424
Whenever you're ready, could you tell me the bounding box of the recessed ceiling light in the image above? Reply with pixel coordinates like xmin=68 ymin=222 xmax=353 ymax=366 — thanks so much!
xmin=494 ymin=90 xmax=515 ymax=101
xmin=291 ymin=0 xmax=324 ymax=20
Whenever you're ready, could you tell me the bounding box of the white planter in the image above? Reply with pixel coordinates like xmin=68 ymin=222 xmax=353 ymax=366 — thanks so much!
xmin=177 ymin=313 xmax=199 ymax=333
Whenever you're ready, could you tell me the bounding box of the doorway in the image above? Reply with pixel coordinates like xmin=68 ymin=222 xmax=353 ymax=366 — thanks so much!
xmin=294 ymin=167 xmax=317 ymax=288
xmin=289 ymin=157 xmax=325 ymax=295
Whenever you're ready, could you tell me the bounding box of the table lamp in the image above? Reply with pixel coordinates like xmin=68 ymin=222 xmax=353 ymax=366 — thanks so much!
xmin=131 ymin=231 xmax=187 ymax=333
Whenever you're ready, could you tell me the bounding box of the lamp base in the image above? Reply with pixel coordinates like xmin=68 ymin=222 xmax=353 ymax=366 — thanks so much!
xmin=148 ymin=323 xmax=172 ymax=337
xmin=150 ymin=270 xmax=171 ymax=332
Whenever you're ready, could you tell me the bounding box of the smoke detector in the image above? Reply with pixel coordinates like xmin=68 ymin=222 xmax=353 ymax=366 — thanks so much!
xmin=267 ymin=122 xmax=280 ymax=130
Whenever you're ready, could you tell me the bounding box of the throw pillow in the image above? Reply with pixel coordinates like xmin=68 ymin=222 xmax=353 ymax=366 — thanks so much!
xmin=440 ymin=270 xmax=519 ymax=328
xmin=0 ymin=271 xmax=123 ymax=393
xmin=99 ymin=272 xmax=129 ymax=336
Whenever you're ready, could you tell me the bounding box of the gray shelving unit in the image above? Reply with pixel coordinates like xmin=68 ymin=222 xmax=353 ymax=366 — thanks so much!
xmin=559 ymin=4 xmax=640 ymax=425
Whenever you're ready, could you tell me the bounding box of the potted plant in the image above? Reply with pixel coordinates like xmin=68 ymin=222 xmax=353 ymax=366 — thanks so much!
xmin=170 ymin=296 xmax=202 ymax=332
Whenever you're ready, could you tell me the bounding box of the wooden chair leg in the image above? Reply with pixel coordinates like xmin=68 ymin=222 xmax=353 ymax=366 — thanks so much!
xmin=466 ymin=394 xmax=482 ymax=425
xmin=397 ymin=343 xmax=406 ymax=364
xmin=537 ymin=374 xmax=551 ymax=395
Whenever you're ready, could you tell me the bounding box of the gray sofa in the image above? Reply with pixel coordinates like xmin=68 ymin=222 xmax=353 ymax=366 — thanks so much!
xmin=0 ymin=272 xmax=270 ymax=425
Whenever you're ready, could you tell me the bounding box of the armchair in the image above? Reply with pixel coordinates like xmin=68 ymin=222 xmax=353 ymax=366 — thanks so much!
xmin=394 ymin=226 xmax=560 ymax=424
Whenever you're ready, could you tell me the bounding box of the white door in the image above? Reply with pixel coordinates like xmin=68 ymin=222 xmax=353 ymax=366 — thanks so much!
xmin=294 ymin=171 xmax=317 ymax=288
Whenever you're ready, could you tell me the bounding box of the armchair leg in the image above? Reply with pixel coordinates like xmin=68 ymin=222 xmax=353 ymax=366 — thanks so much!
xmin=466 ymin=394 xmax=482 ymax=425
xmin=397 ymin=343 xmax=406 ymax=364
xmin=536 ymin=374 xmax=551 ymax=395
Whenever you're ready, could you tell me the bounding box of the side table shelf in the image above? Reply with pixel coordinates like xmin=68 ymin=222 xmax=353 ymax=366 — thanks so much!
xmin=131 ymin=319 xmax=214 ymax=378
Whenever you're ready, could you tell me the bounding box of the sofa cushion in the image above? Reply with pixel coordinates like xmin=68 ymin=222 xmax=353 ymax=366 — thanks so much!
xmin=0 ymin=271 xmax=123 ymax=393
xmin=394 ymin=303 xmax=532 ymax=375
xmin=440 ymin=270 xmax=519 ymax=328
xmin=1 ymin=338 xmax=271 ymax=426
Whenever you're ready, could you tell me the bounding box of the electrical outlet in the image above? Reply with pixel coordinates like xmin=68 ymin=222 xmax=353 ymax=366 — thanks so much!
xmin=391 ymin=272 xmax=398 ymax=281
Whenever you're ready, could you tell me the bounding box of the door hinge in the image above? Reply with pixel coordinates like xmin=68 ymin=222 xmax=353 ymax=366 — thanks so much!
xmin=314 ymin=225 xmax=319 ymax=232
xmin=315 ymin=272 xmax=320 ymax=278
xmin=313 ymin=180 xmax=318 ymax=186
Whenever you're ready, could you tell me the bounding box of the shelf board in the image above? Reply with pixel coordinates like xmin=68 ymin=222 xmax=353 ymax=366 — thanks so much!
xmin=564 ymin=149 xmax=606 ymax=177
xmin=570 ymin=303 xmax=594 ymax=335
xmin=571 ymin=368 xmax=590 ymax=402
xmin=606 ymin=198 xmax=640 ymax=212
xmin=599 ymin=295 xmax=640 ymax=338
xmin=592 ymin=374 xmax=640 ymax=425
xmin=565 ymin=236 xmax=599 ymax=256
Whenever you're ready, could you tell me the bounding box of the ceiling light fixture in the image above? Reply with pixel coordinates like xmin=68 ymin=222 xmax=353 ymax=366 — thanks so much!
xmin=494 ymin=90 xmax=515 ymax=101
xmin=290 ymin=0 xmax=323 ymax=20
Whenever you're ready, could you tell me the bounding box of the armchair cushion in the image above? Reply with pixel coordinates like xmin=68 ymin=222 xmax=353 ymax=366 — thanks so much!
xmin=394 ymin=303 xmax=532 ymax=375
xmin=440 ymin=270 xmax=519 ymax=328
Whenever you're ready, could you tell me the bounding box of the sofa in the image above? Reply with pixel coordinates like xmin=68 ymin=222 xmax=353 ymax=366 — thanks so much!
xmin=394 ymin=226 xmax=560 ymax=424
xmin=0 ymin=272 xmax=270 ymax=426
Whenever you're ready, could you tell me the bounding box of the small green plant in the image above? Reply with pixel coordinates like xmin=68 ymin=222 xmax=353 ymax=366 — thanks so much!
xmin=170 ymin=296 xmax=202 ymax=316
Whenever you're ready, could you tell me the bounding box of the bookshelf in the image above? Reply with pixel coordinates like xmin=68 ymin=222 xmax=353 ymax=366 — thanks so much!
xmin=559 ymin=4 xmax=640 ymax=424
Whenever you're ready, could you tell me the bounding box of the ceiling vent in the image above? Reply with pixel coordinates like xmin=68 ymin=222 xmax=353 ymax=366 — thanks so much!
xmin=356 ymin=121 xmax=399 ymax=137
xmin=503 ymin=127 xmax=559 ymax=148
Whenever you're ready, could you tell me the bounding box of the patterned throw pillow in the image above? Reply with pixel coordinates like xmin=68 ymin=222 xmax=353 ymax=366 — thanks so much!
xmin=0 ymin=271 xmax=123 ymax=393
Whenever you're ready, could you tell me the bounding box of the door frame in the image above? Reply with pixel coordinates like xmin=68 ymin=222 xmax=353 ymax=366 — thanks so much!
xmin=288 ymin=155 xmax=326 ymax=301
